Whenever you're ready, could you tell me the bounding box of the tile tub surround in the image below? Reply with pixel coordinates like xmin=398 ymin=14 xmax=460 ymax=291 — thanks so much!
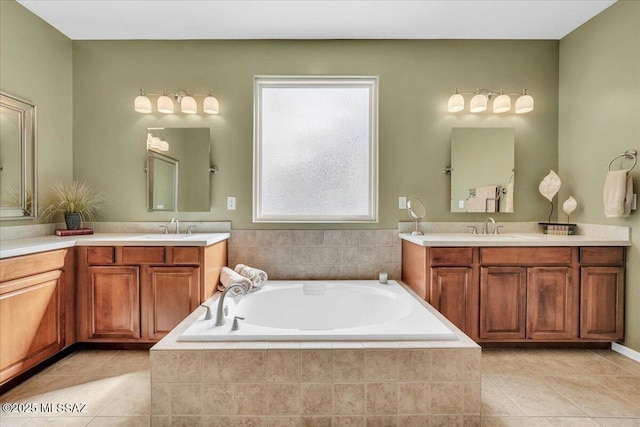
xmin=227 ymin=230 xmax=403 ymax=280
xmin=150 ymin=284 xmax=481 ymax=424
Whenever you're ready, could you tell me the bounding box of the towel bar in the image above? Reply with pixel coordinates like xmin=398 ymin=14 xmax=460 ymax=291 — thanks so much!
xmin=608 ymin=150 xmax=637 ymax=173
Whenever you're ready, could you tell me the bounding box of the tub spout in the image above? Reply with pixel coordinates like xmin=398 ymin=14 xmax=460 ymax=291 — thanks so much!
xmin=215 ymin=284 xmax=247 ymax=327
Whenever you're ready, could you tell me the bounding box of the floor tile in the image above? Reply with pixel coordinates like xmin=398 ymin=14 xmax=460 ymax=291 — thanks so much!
xmin=86 ymin=416 xmax=151 ymax=426
xmin=40 ymin=351 xmax=120 ymax=377
xmin=481 ymin=349 xmax=536 ymax=376
xmin=20 ymin=417 xmax=93 ymax=426
xmin=591 ymin=351 xmax=640 ymax=376
xmin=96 ymin=373 xmax=151 ymax=416
xmin=481 ymin=416 xmax=538 ymax=426
xmin=529 ymin=417 xmax=601 ymax=426
xmin=594 ymin=418 xmax=640 ymax=426
xmin=481 ymin=378 xmax=526 ymax=417
xmin=0 ymin=418 xmax=31 ymax=426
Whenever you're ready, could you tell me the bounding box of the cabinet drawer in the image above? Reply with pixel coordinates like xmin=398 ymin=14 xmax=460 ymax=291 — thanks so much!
xmin=0 ymin=249 xmax=66 ymax=282
xmin=580 ymin=247 xmax=624 ymax=266
xmin=122 ymin=247 xmax=165 ymax=264
xmin=430 ymin=248 xmax=473 ymax=266
xmin=87 ymin=247 xmax=115 ymax=265
xmin=481 ymin=247 xmax=573 ymax=266
xmin=171 ymin=247 xmax=200 ymax=265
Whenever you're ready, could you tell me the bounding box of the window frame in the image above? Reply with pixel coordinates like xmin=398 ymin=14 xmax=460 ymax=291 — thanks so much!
xmin=253 ymin=76 xmax=379 ymax=223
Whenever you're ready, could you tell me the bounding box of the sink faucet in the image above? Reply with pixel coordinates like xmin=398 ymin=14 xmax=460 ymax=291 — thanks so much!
xmin=215 ymin=284 xmax=247 ymax=327
xmin=170 ymin=217 xmax=180 ymax=234
xmin=483 ymin=217 xmax=497 ymax=235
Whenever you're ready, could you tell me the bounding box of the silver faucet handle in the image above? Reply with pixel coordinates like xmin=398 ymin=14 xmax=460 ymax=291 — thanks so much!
xmin=159 ymin=225 xmax=169 ymax=234
xmin=231 ymin=316 xmax=245 ymax=332
xmin=200 ymin=303 xmax=213 ymax=320
xmin=467 ymin=225 xmax=478 ymax=235
xmin=494 ymin=225 xmax=504 ymax=235
xmin=186 ymin=225 xmax=197 ymax=235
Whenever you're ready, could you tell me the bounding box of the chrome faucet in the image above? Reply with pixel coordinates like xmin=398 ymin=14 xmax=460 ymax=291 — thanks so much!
xmin=170 ymin=217 xmax=180 ymax=234
xmin=483 ymin=217 xmax=497 ymax=235
xmin=215 ymin=284 xmax=247 ymax=327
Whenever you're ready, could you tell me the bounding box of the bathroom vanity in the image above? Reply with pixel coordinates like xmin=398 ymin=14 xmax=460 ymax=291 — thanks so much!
xmin=0 ymin=232 xmax=228 ymax=386
xmin=401 ymin=232 xmax=628 ymax=345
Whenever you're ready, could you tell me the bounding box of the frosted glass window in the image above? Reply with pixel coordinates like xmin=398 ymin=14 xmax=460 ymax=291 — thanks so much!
xmin=254 ymin=77 xmax=378 ymax=222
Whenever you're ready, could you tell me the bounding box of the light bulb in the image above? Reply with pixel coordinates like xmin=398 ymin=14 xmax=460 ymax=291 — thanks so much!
xmin=447 ymin=93 xmax=464 ymax=112
xmin=469 ymin=94 xmax=488 ymax=113
xmin=493 ymin=94 xmax=511 ymax=113
xmin=134 ymin=91 xmax=152 ymax=113
xmin=203 ymin=94 xmax=219 ymax=114
xmin=157 ymin=94 xmax=174 ymax=114
xmin=181 ymin=95 xmax=197 ymax=114
xmin=515 ymin=93 xmax=534 ymax=114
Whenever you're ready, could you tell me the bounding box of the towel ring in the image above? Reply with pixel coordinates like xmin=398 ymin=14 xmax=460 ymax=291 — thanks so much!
xmin=608 ymin=150 xmax=637 ymax=173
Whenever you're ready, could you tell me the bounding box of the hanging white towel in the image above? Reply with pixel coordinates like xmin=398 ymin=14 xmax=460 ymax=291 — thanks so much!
xmin=603 ymin=170 xmax=631 ymax=218
xmin=504 ymin=181 xmax=514 ymax=213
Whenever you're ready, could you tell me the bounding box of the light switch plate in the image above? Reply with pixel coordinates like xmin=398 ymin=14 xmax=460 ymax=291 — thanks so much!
xmin=399 ymin=196 xmax=407 ymax=209
xmin=458 ymin=200 xmax=465 ymax=209
xmin=227 ymin=196 xmax=236 ymax=210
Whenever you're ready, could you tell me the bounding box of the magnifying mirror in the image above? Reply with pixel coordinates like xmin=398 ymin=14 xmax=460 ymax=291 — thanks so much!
xmin=407 ymin=197 xmax=426 ymax=235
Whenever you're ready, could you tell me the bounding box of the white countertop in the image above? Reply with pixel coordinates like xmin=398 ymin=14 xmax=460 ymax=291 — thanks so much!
xmin=0 ymin=232 xmax=230 ymax=259
xmin=399 ymin=232 xmax=631 ymax=247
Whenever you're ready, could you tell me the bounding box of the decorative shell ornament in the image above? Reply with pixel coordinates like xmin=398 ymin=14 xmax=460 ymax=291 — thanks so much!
xmin=563 ymin=196 xmax=577 ymax=222
xmin=539 ymin=170 xmax=562 ymax=202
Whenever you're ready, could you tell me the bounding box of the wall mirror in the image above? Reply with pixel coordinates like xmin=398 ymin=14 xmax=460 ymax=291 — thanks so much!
xmin=0 ymin=92 xmax=37 ymax=219
xmin=450 ymin=127 xmax=515 ymax=213
xmin=145 ymin=127 xmax=211 ymax=212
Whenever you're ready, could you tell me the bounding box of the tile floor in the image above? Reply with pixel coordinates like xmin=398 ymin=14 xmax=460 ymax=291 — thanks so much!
xmin=0 ymin=348 xmax=639 ymax=426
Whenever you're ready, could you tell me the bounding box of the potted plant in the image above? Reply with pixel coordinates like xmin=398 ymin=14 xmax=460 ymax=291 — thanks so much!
xmin=41 ymin=180 xmax=104 ymax=230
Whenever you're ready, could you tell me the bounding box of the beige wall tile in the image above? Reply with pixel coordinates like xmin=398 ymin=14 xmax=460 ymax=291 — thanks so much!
xmin=375 ymin=247 xmax=393 ymax=265
xmin=398 ymin=415 xmax=431 ymax=427
xmin=375 ymin=230 xmax=393 ymax=247
xmin=366 ymin=383 xmax=398 ymax=415
xmin=151 ymin=416 xmax=171 ymax=427
xmin=464 ymin=381 xmax=481 ymax=415
xmin=203 ymin=383 xmax=234 ymax=415
xmin=366 ymin=416 xmax=398 ymax=427
xmin=365 ymin=350 xmax=398 ymax=382
xmin=431 ymin=349 xmax=481 ymax=382
xmin=269 ymin=383 xmax=301 ymax=415
xmin=268 ymin=416 xmax=302 ymax=427
xmin=398 ymin=349 xmax=430 ymax=382
xmin=429 ymin=415 xmax=464 ymax=427
xmin=170 ymin=352 xmax=203 ymax=383
xmin=203 ymin=415 xmax=233 ymax=427
xmin=203 ymin=351 xmax=235 ymax=383
xmin=331 ymin=416 xmax=365 ymax=427
xmin=462 ymin=415 xmax=481 ymax=427
xmin=301 ymin=416 xmax=332 ymax=427
xmin=235 ymin=384 xmax=269 ymax=415
xmin=301 ymin=383 xmax=332 ymax=415
xmin=268 ymin=350 xmax=300 ymax=382
xmin=357 ymin=264 xmax=377 ymax=280
xmin=431 ymin=383 xmax=463 ymax=415
xmin=357 ymin=247 xmax=376 ymax=265
xmin=339 ymin=247 xmax=359 ymax=264
xmin=235 ymin=351 xmax=267 ymax=383
xmin=170 ymin=383 xmax=203 ymax=415
xmin=358 ymin=231 xmax=377 ymax=247
xmin=301 ymin=351 xmax=332 ymax=382
xmin=150 ymin=351 xmax=171 ymax=382
xmin=333 ymin=350 xmax=364 ymax=382
xmin=171 ymin=415 xmax=205 ymax=426
xmin=234 ymin=416 xmax=268 ymax=427
xmin=398 ymin=383 xmax=430 ymax=414
xmin=324 ymin=231 xmax=359 ymax=247
xmin=333 ymin=383 xmax=365 ymax=415
xmin=151 ymin=383 xmax=171 ymax=416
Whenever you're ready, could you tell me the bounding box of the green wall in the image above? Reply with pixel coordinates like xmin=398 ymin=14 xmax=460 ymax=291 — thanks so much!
xmin=72 ymin=39 xmax=559 ymax=228
xmin=0 ymin=0 xmax=73 ymax=226
xmin=559 ymin=0 xmax=640 ymax=351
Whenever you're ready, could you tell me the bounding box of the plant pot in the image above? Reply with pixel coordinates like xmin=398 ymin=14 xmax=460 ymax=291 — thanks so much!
xmin=64 ymin=212 xmax=82 ymax=230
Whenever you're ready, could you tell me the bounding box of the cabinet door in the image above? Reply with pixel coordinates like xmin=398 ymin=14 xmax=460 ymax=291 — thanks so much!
xmin=480 ymin=267 xmax=526 ymax=340
xmin=580 ymin=267 xmax=624 ymax=340
xmin=87 ymin=266 xmax=140 ymax=339
xmin=144 ymin=266 xmax=200 ymax=340
xmin=430 ymin=267 xmax=472 ymax=333
xmin=0 ymin=270 xmax=64 ymax=383
xmin=527 ymin=267 xmax=578 ymax=340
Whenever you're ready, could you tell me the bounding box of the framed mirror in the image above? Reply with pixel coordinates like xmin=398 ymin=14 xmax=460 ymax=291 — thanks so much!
xmin=0 ymin=92 xmax=37 ymax=219
xmin=450 ymin=128 xmax=515 ymax=213
xmin=145 ymin=127 xmax=211 ymax=212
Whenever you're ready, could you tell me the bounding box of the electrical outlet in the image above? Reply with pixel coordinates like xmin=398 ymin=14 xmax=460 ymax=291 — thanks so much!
xmin=227 ymin=196 xmax=236 ymax=210
xmin=399 ymin=196 xmax=407 ymax=209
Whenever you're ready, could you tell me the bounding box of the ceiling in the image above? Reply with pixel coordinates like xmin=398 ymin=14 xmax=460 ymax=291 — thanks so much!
xmin=17 ymin=0 xmax=616 ymax=41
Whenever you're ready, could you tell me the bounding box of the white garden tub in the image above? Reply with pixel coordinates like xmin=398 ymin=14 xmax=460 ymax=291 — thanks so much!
xmin=178 ymin=280 xmax=457 ymax=341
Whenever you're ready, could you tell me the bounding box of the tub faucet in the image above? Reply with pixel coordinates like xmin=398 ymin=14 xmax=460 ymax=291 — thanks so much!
xmin=170 ymin=217 xmax=180 ymax=234
xmin=215 ymin=284 xmax=247 ymax=327
xmin=483 ymin=217 xmax=497 ymax=235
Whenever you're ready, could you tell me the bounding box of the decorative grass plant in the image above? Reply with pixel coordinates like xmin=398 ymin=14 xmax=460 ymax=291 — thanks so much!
xmin=40 ymin=180 xmax=104 ymax=227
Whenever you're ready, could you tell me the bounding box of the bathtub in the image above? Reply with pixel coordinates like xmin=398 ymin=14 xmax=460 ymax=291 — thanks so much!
xmin=178 ymin=280 xmax=457 ymax=341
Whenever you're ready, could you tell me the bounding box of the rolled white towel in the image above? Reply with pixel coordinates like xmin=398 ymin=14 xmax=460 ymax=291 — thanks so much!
xmin=219 ymin=266 xmax=252 ymax=293
xmin=235 ymin=264 xmax=268 ymax=291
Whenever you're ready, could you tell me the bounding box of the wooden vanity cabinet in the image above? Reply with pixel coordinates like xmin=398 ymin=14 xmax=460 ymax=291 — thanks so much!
xmin=76 ymin=241 xmax=226 ymax=343
xmin=579 ymin=247 xmax=625 ymax=340
xmin=0 ymin=249 xmax=75 ymax=385
xmin=402 ymin=241 xmax=625 ymax=344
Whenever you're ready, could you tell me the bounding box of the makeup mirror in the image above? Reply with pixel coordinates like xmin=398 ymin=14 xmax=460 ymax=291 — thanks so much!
xmin=407 ymin=197 xmax=425 ymax=235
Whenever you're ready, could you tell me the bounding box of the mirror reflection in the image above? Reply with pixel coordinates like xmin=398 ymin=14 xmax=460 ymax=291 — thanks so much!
xmin=0 ymin=92 xmax=36 ymax=219
xmin=450 ymin=128 xmax=515 ymax=213
xmin=145 ymin=127 xmax=211 ymax=212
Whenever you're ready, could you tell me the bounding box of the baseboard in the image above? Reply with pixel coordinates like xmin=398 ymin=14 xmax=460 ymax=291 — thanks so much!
xmin=611 ymin=342 xmax=640 ymax=363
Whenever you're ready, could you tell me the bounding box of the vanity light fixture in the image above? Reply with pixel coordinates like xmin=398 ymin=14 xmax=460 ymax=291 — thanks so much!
xmin=146 ymin=132 xmax=170 ymax=152
xmin=447 ymin=88 xmax=534 ymax=114
xmin=134 ymin=89 xmax=220 ymax=115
